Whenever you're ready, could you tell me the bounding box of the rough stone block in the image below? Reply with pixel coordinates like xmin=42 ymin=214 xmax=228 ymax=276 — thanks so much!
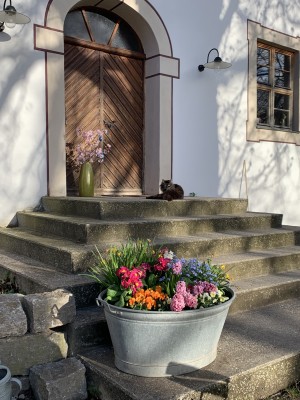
xmin=30 ymin=357 xmax=87 ymax=400
xmin=0 ymin=331 xmax=68 ymax=375
xmin=23 ymin=289 xmax=76 ymax=333
xmin=0 ymin=294 xmax=27 ymax=338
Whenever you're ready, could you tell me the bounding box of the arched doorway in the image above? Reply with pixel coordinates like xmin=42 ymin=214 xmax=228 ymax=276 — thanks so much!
xmin=34 ymin=0 xmax=180 ymax=197
xmin=64 ymin=8 xmax=145 ymax=195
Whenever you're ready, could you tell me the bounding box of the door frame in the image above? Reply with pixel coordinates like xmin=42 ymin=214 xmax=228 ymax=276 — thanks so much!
xmin=34 ymin=0 xmax=180 ymax=195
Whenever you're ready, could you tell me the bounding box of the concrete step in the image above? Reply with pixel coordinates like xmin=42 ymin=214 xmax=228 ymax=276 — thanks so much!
xmin=0 ymin=227 xmax=95 ymax=273
xmin=0 ymin=226 xmax=299 ymax=273
xmin=158 ymin=226 xmax=300 ymax=258
xmin=214 ymin=245 xmax=300 ymax=280
xmin=0 ymin=249 xmax=98 ymax=307
xmin=16 ymin=211 xmax=283 ymax=244
xmin=1 ymin=243 xmax=300 ymax=313
xmin=230 ymin=269 xmax=300 ymax=313
xmin=79 ymin=297 xmax=300 ymax=400
xmin=41 ymin=196 xmax=249 ymax=219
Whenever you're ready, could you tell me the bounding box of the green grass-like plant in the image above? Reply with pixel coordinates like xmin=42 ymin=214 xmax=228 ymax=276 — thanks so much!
xmin=87 ymin=239 xmax=157 ymax=289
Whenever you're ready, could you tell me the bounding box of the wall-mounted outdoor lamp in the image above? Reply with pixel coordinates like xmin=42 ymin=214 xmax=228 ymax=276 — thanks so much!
xmin=0 ymin=0 xmax=30 ymax=31
xmin=198 ymin=48 xmax=231 ymax=72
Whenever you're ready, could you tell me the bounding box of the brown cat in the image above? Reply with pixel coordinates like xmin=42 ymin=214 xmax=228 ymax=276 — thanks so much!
xmin=146 ymin=179 xmax=184 ymax=201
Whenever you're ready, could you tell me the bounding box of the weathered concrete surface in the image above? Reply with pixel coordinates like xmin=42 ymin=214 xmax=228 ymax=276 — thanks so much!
xmin=0 ymin=196 xmax=299 ymax=400
xmin=0 ymin=331 xmax=68 ymax=375
xmin=0 ymin=249 xmax=98 ymax=307
xmin=80 ymin=298 xmax=300 ymax=400
xmin=0 ymin=294 xmax=27 ymax=338
xmin=30 ymin=357 xmax=87 ymax=400
xmin=229 ymin=269 xmax=300 ymax=314
xmin=4 ymin=225 xmax=298 ymax=274
xmin=17 ymin=210 xmax=282 ymax=244
xmin=22 ymin=289 xmax=76 ymax=333
xmin=41 ymin=196 xmax=249 ymax=220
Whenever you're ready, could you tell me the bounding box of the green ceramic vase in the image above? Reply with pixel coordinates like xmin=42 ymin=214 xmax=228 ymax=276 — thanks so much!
xmin=79 ymin=162 xmax=94 ymax=197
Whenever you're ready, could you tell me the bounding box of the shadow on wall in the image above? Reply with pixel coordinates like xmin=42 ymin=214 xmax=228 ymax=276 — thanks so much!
xmin=174 ymin=0 xmax=237 ymax=198
xmin=216 ymin=1 xmax=300 ymax=219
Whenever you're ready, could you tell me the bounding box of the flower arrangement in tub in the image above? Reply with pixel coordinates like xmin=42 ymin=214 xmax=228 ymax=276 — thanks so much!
xmin=87 ymin=240 xmax=231 ymax=312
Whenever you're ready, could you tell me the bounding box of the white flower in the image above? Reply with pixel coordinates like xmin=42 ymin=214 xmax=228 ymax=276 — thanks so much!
xmin=164 ymin=250 xmax=174 ymax=259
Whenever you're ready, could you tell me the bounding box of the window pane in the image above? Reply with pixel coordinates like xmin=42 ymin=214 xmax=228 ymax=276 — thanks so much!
xmin=274 ymin=93 xmax=289 ymax=110
xmin=275 ymin=52 xmax=290 ymax=71
xmin=111 ymin=21 xmax=142 ymax=52
xmin=274 ymin=94 xmax=290 ymax=127
xmin=64 ymin=11 xmax=90 ymax=41
xmin=85 ymin=11 xmax=116 ymax=44
xmin=274 ymin=110 xmax=289 ymax=127
xmin=275 ymin=70 xmax=290 ymax=88
xmin=257 ymin=47 xmax=270 ymax=66
xmin=257 ymin=89 xmax=269 ymax=124
xmin=257 ymin=66 xmax=270 ymax=84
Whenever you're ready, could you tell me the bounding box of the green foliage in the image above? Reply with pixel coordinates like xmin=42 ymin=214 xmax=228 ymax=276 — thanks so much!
xmin=264 ymin=381 xmax=300 ymax=399
xmin=88 ymin=386 xmax=102 ymax=400
xmin=0 ymin=275 xmax=19 ymax=294
xmin=86 ymin=239 xmax=157 ymax=289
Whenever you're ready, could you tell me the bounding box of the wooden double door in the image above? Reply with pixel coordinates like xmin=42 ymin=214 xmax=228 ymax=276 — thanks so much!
xmin=64 ymin=41 xmax=144 ymax=195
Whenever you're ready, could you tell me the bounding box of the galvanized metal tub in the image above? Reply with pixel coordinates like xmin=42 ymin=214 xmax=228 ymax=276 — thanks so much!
xmin=97 ymin=288 xmax=235 ymax=377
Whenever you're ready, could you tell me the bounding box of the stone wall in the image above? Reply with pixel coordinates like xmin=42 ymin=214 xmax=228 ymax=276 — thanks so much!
xmin=0 ymin=289 xmax=75 ymax=376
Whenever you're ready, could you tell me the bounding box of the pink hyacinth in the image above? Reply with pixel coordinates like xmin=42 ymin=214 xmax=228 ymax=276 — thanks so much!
xmin=175 ymin=281 xmax=187 ymax=295
xmin=184 ymin=292 xmax=198 ymax=309
xmin=172 ymin=260 xmax=182 ymax=275
xmin=203 ymin=282 xmax=218 ymax=293
xmin=170 ymin=293 xmax=185 ymax=312
xmin=192 ymin=282 xmax=205 ymax=296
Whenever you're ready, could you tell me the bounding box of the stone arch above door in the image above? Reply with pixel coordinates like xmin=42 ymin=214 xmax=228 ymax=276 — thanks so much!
xmin=34 ymin=0 xmax=180 ymax=195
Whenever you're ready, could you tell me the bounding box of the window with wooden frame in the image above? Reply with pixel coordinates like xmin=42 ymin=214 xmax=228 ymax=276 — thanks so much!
xmin=64 ymin=7 xmax=144 ymax=57
xmin=247 ymin=20 xmax=300 ymax=145
xmin=257 ymin=43 xmax=294 ymax=130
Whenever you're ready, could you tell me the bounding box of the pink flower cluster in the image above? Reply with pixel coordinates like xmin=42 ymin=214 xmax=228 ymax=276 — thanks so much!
xmin=170 ymin=281 xmax=218 ymax=311
xmin=154 ymin=257 xmax=170 ymax=272
xmin=116 ymin=266 xmax=146 ymax=294
xmin=171 ymin=260 xmax=182 ymax=275
xmin=153 ymin=252 xmax=182 ymax=275
xmin=67 ymin=128 xmax=112 ymax=168
xmin=191 ymin=281 xmax=218 ymax=296
xmin=170 ymin=281 xmax=198 ymax=311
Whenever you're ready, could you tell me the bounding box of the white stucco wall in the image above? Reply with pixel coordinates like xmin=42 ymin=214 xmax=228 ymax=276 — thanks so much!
xmin=1 ymin=0 xmax=300 ymax=225
xmin=150 ymin=0 xmax=300 ymax=225
xmin=0 ymin=0 xmax=48 ymax=225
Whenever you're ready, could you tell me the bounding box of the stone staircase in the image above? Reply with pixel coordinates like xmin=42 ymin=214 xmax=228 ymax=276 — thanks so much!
xmin=1 ymin=196 xmax=300 ymax=399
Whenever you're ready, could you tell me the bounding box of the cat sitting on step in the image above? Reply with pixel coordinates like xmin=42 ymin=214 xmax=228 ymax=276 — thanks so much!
xmin=146 ymin=179 xmax=184 ymax=201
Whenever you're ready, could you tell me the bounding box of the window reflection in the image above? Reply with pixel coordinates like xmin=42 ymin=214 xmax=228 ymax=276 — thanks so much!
xmin=64 ymin=11 xmax=90 ymax=41
xmin=257 ymin=89 xmax=269 ymax=124
xmin=257 ymin=66 xmax=270 ymax=84
xmin=111 ymin=21 xmax=142 ymax=52
xmin=85 ymin=11 xmax=116 ymax=44
xmin=64 ymin=8 xmax=143 ymax=53
xmin=257 ymin=43 xmax=293 ymax=130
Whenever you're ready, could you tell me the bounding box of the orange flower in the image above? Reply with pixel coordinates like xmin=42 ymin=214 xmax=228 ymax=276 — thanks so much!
xmin=128 ymin=297 xmax=136 ymax=307
xmin=145 ymin=296 xmax=156 ymax=310
xmin=128 ymin=286 xmax=168 ymax=310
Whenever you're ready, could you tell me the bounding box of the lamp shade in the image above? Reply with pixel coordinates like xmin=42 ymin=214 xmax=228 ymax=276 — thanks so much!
xmin=0 ymin=3 xmax=30 ymax=25
xmin=204 ymin=59 xmax=232 ymax=70
xmin=198 ymin=48 xmax=232 ymax=72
